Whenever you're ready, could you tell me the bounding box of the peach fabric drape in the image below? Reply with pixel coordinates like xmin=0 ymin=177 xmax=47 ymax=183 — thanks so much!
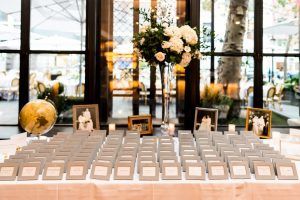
xmin=1 ymin=182 xmax=300 ymax=200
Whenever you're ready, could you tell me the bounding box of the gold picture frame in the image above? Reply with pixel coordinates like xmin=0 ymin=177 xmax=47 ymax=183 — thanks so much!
xmin=194 ymin=107 xmax=218 ymax=132
xmin=245 ymin=107 xmax=272 ymax=139
xmin=128 ymin=114 xmax=153 ymax=135
xmin=72 ymin=104 xmax=100 ymax=131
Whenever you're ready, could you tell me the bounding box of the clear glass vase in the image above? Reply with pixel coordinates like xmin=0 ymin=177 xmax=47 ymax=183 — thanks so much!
xmin=160 ymin=63 xmax=173 ymax=136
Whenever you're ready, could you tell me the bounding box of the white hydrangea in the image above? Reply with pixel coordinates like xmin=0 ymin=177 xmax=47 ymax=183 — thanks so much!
xmin=180 ymin=25 xmax=198 ymax=45
xmin=164 ymin=26 xmax=181 ymax=38
xmin=169 ymin=37 xmax=184 ymax=54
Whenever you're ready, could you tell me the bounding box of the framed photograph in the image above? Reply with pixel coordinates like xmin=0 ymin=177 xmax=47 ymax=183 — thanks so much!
xmin=194 ymin=107 xmax=218 ymax=132
xmin=207 ymin=162 xmax=228 ymax=180
xmin=72 ymin=104 xmax=100 ymax=131
xmin=139 ymin=163 xmax=159 ymax=181
xmin=276 ymin=163 xmax=298 ymax=180
xmin=229 ymin=161 xmax=251 ymax=179
xmin=254 ymin=162 xmax=275 ymax=180
xmin=128 ymin=115 xmax=153 ymax=135
xmin=161 ymin=162 xmax=182 ymax=180
xmin=245 ymin=107 xmax=272 ymax=139
xmin=0 ymin=163 xmax=19 ymax=181
xmin=90 ymin=162 xmax=112 ymax=180
xmin=185 ymin=162 xmax=206 ymax=180
xmin=42 ymin=163 xmax=65 ymax=180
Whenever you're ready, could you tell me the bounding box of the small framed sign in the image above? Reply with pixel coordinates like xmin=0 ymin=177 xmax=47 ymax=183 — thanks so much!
xmin=114 ymin=163 xmax=134 ymax=180
xmin=0 ymin=163 xmax=19 ymax=181
xmin=185 ymin=162 xmax=205 ymax=180
xmin=162 ymin=162 xmax=182 ymax=180
xmin=128 ymin=114 xmax=153 ymax=135
xmin=139 ymin=163 xmax=159 ymax=181
xmin=18 ymin=162 xmax=41 ymax=181
xmin=229 ymin=161 xmax=251 ymax=179
xmin=90 ymin=162 xmax=112 ymax=180
xmin=208 ymin=162 xmax=228 ymax=180
xmin=254 ymin=162 xmax=275 ymax=180
xmin=42 ymin=163 xmax=65 ymax=180
xmin=66 ymin=161 xmax=88 ymax=180
xmin=276 ymin=163 xmax=298 ymax=180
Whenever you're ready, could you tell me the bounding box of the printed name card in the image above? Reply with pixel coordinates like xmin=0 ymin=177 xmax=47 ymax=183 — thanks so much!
xmin=208 ymin=162 xmax=228 ymax=180
xmin=0 ymin=163 xmax=19 ymax=181
xmin=276 ymin=163 xmax=298 ymax=180
xmin=66 ymin=162 xmax=88 ymax=180
xmin=229 ymin=161 xmax=251 ymax=179
xmin=90 ymin=162 xmax=112 ymax=180
xmin=254 ymin=163 xmax=275 ymax=180
xmin=18 ymin=163 xmax=41 ymax=181
xmin=42 ymin=163 xmax=65 ymax=180
xmin=139 ymin=163 xmax=159 ymax=181
xmin=114 ymin=163 xmax=134 ymax=180
xmin=162 ymin=163 xmax=182 ymax=180
xmin=185 ymin=163 xmax=205 ymax=180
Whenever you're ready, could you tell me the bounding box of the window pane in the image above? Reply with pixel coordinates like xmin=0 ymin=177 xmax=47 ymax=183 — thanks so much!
xmin=200 ymin=0 xmax=212 ymax=51
xmin=0 ymin=0 xmax=21 ymax=50
xmin=201 ymin=56 xmax=254 ymax=126
xmin=101 ymin=0 xmax=185 ymax=124
xmin=214 ymin=0 xmax=254 ymax=53
xmin=30 ymin=0 xmax=86 ymax=50
xmin=263 ymin=56 xmax=299 ymax=126
xmin=0 ymin=53 xmax=19 ymax=124
xmin=263 ymin=1 xmax=299 ymax=53
xmin=29 ymin=54 xmax=85 ymax=124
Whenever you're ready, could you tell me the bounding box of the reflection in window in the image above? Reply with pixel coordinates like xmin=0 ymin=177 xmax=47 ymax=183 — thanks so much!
xmin=199 ymin=56 xmax=254 ymax=126
xmin=214 ymin=0 xmax=254 ymax=52
xmin=30 ymin=54 xmax=85 ymax=124
xmin=0 ymin=0 xmax=21 ymax=49
xmin=263 ymin=56 xmax=299 ymax=126
xmin=30 ymin=0 xmax=86 ymax=50
xmin=0 ymin=53 xmax=19 ymax=124
xmin=263 ymin=1 xmax=299 ymax=54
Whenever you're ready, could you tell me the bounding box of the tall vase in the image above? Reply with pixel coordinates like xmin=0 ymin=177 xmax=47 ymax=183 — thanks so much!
xmin=159 ymin=63 xmax=173 ymax=135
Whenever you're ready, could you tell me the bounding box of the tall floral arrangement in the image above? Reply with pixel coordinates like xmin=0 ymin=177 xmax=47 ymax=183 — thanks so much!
xmin=133 ymin=5 xmax=209 ymax=133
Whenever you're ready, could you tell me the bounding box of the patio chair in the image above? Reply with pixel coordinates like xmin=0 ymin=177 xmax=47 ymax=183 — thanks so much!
xmin=244 ymin=86 xmax=253 ymax=106
xmin=5 ymin=78 xmax=19 ymax=101
xmin=273 ymin=84 xmax=284 ymax=111
xmin=263 ymin=86 xmax=276 ymax=108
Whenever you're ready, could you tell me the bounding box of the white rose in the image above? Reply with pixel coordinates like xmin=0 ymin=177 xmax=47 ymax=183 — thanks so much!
xmin=152 ymin=28 xmax=158 ymax=32
xmin=169 ymin=37 xmax=184 ymax=53
xmin=162 ymin=41 xmax=171 ymax=49
xmin=155 ymin=52 xmax=165 ymax=62
xmin=184 ymin=46 xmax=191 ymax=52
xmin=140 ymin=38 xmax=145 ymax=45
xmin=179 ymin=52 xmax=192 ymax=67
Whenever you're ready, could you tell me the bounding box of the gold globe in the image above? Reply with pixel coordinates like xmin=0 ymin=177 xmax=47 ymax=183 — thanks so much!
xmin=19 ymin=99 xmax=57 ymax=136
